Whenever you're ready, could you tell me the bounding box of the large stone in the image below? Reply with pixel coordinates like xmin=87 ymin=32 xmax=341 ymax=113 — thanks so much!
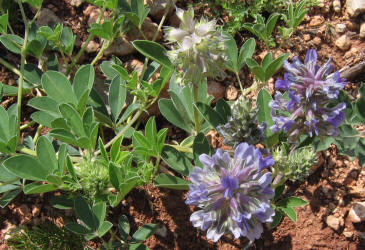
xmin=144 ymin=0 xmax=176 ymax=20
xmin=104 ymin=37 xmax=135 ymax=57
xmin=36 ymin=8 xmax=61 ymax=28
xmin=346 ymin=0 xmax=365 ymax=17
xmin=348 ymin=202 xmax=365 ymax=223
xmin=208 ymin=81 xmax=225 ymax=103
xmin=70 ymin=0 xmax=83 ymax=7
xmin=335 ymin=35 xmax=351 ymax=51
xmin=360 ymin=23 xmax=365 ymax=38
xmin=326 ymin=215 xmax=343 ymax=231
xmin=126 ymin=17 xmax=162 ymax=41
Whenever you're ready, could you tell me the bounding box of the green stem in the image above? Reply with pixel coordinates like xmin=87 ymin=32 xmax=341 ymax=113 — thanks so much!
xmin=16 ymin=0 xmax=30 ymax=143
xmin=193 ymin=83 xmax=200 ymax=134
xmin=66 ymin=7 xmax=105 ymax=75
xmin=235 ymin=72 xmax=244 ymax=93
xmin=19 ymin=121 xmax=35 ymax=130
xmin=0 ymin=57 xmax=21 ymax=76
xmin=140 ymin=0 xmax=172 ymax=79
xmin=241 ymin=79 xmax=265 ymax=97
xmin=94 ymin=109 xmax=143 ymax=155
xmin=33 ymin=125 xmax=43 ymax=144
xmin=167 ymin=144 xmax=193 ymax=154
xmin=17 ymin=146 xmax=83 ymax=163
xmin=90 ymin=39 xmax=111 ymax=66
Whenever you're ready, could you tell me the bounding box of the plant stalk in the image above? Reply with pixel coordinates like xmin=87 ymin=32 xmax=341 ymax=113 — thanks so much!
xmin=193 ymin=83 xmax=200 ymax=134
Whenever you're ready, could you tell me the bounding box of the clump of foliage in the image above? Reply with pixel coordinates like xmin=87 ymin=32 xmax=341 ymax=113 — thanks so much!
xmin=0 ymin=1 xmax=363 ymax=246
xmin=6 ymin=221 xmax=85 ymax=249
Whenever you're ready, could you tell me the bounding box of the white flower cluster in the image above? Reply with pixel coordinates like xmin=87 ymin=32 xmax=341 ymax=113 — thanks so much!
xmin=164 ymin=8 xmax=226 ymax=84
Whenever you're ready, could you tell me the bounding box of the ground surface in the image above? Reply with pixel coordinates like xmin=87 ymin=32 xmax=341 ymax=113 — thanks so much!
xmin=1 ymin=0 xmax=365 ymax=249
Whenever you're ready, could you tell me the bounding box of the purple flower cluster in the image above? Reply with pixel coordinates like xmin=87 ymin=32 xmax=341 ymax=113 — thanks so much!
xmin=270 ymin=49 xmax=347 ymax=142
xmin=186 ymin=143 xmax=275 ymax=242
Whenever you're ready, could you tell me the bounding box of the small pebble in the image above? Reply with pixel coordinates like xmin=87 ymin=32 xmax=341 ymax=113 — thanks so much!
xmin=335 ymin=23 xmax=347 ymax=34
xmin=348 ymin=202 xmax=365 ymax=223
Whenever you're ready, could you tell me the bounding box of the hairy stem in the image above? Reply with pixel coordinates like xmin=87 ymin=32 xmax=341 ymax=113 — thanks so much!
xmin=94 ymin=109 xmax=143 ymax=155
xmin=193 ymin=83 xmax=200 ymax=134
xmin=235 ymin=72 xmax=244 ymax=93
xmin=66 ymin=7 xmax=105 ymax=75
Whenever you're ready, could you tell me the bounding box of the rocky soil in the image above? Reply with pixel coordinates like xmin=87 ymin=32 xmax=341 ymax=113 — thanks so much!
xmin=1 ymin=0 xmax=365 ymax=249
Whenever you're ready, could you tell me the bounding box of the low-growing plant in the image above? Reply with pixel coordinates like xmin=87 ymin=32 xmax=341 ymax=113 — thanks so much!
xmin=278 ymin=0 xmax=309 ymax=41
xmin=0 ymin=1 xmax=362 ymax=247
xmin=6 ymin=221 xmax=85 ymax=249
xmin=242 ymin=13 xmax=280 ymax=48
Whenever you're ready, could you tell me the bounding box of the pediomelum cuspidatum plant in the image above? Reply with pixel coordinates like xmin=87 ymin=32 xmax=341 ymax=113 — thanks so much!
xmin=0 ymin=2 xmax=364 ymax=247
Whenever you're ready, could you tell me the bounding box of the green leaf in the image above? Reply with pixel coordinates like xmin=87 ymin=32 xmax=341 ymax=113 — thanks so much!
xmin=0 ymin=14 xmax=8 ymax=34
xmin=169 ymin=91 xmax=193 ymax=128
xmin=65 ymin=222 xmax=92 ymax=235
xmin=161 ymin=146 xmax=193 ymax=176
xmin=23 ymin=182 xmax=58 ymax=194
xmin=132 ymin=223 xmax=158 ymax=242
xmin=238 ymin=38 xmax=255 ymax=69
xmin=277 ymin=197 xmax=308 ymax=207
xmin=274 ymin=185 xmax=285 ymax=201
xmin=270 ymin=211 xmax=283 ymax=229
xmin=215 ymin=99 xmax=231 ymax=124
xmin=110 ymin=136 xmax=123 ymax=162
xmin=42 ymin=71 xmax=77 ymax=105
xmin=224 ymin=33 xmax=238 ymax=73
xmin=158 ymin=98 xmax=192 ymax=133
xmin=118 ymin=215 xmax=130 ymax=240
xmin=26 ymin=39 xmax=44 ymax=58
xmin=0 ymin=189 xmax=21 ymax=208
xmin=24 ymin=64 xmax=43 ymax=86
xmin=195 ymin=102 xmax=225 ymax=129
xmin=257 ymin=89 xmax=274 ymax=136
xmin=93 ymin=202 xmax=106 ymax=223
xmin=23 ymin=0 xmax=43 ymax=9
xmin=30 ymin=111 xmax=56 ymax=128
xmin=109 ymin=162 xmax=123 ymax=191
xmin=73 ymin=64 xmax=95 ymax=99
xmin=28 ymin=96 xmax=60 ymax=115
xmin=280 ymin=206 xmax=297 ymax=223
xmin=59 ymin=103 xmax=86 ymax=137
xmin=3 ymin=155 xmax=50 ymax=181
xmin=133 ymin=40 xmax=173 ymax=69
xmin=265 ymin=53 xmax=289 ymax=82
xmin=109 ymin=76 xmax=126 ymax=122
xmin=97 ymin=221 xmax=113 ymax=237
xmin=0 ymin=34 xmax=23 ymax=54
xmin=154 ymin=174 xmax=189 ymax=190
xmin=193 ymin=133 xmax=211 ymax=167
xmin=50 ymin=196 xmax=74 ymax=209
xmin=36 ymin=136 xmax=58 ymax=173
xmin=88 ymin=20 xmax=113 ymax=40
xmin=74 ymin=196 xmax=99 ymax=231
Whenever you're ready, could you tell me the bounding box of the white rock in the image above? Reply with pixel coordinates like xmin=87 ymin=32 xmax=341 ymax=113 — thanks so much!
xmin=208 ymin=81 xmax=225 ymax=102
xmin=333 ymin=0 xmax=341 ymax=12
xmin=326 ymin=215 xmax=343 ymax=231
xmin=36 ymin=8 xmax=61 ymax=27
xmin=126 ymin=17 xmax=162 ymax=41
xmin=309 ymin=15 xmax=324 ymax=27
xmin=348 ymin=202 xmax=365 ymax=223
xmin=335 ymin=35 xmax=351 ymax=51
xmin=360 ymin=23 xmax=365 ymax=38
xmin=70 ymin=0 xmax=83 ymax=7
xmin=104 ymin=37 xmax=135 ymax=57
xmin=346 ymin=0 xmax=365 ymax=17
xmin=144 ymin=0 xmax=176 ymax=20
xmin=335 ymin=23 xmax=347 ymax=34
xmin=85 ymin=40 xmax=99 ymax=53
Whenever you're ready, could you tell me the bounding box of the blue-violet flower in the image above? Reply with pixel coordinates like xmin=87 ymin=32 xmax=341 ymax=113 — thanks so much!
xmin=186 ymin=143 xmax=275 ymax=242
xmin=270 ymin=49 xmax=347 ymax=142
